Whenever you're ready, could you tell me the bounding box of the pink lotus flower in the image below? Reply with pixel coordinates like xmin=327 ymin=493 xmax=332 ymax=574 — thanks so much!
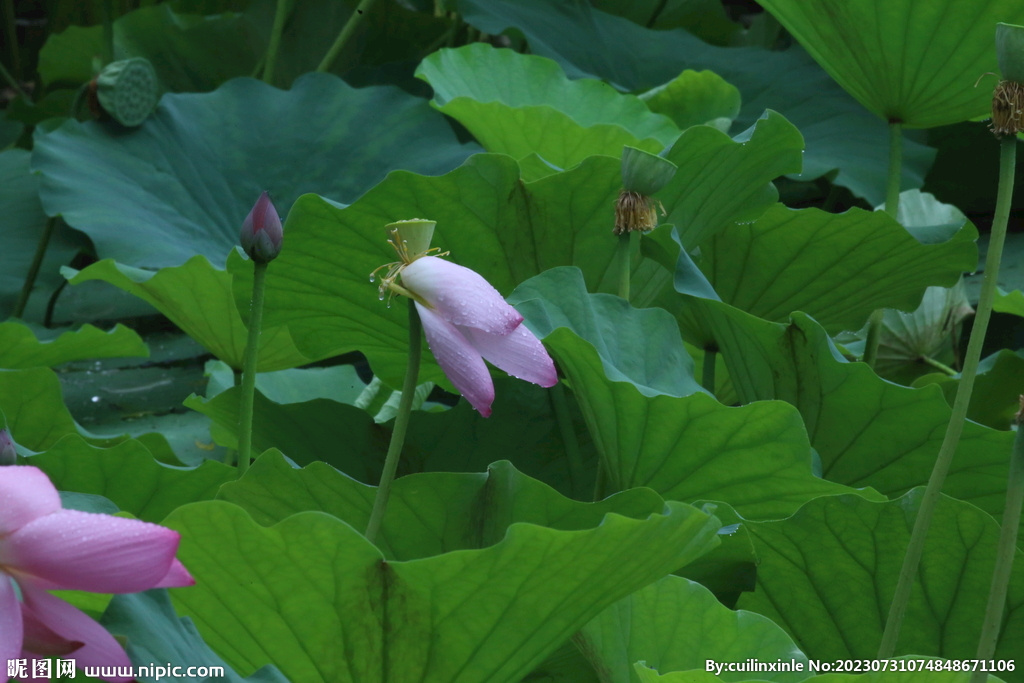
xmin=239 ymin=191 xmax=283 ymax=264
xmin=0 ymin=466 xmax=194 ymax=682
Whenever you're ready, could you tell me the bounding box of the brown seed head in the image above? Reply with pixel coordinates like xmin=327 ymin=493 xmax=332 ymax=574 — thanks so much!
xmin=614 ymin=190 xmax=664 ymax=235
xmin=991 ymin=79 xmax=1024 ymax=137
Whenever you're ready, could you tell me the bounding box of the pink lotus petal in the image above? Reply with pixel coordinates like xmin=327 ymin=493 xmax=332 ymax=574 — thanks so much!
xmin=0 ymin=510 xmax=180 ymax=593
xmin=154 ymin=558 xmax=195 ymax=588
xmin=402 ymin=257 xmax=523 ymax=335
xmin=1 ymin=574 xmax=24 ymax=668
xmin=0 ymin=467 xmax=62 ymax=536
xmin=461 ymin=322 xmax=558 ymax=389
xmin=416 ymin=303 xmax=495 ymax=417
xmin=19 ymin=581 xmax=132 ymax=682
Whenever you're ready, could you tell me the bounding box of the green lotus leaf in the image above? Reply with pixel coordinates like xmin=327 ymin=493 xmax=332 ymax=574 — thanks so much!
xmin=915 ymin=349 xmax=1024 ymax=431
xmin=0 ymin=321 xmax=147 ymax=369
xmin=32 ymin=73 xmax=481 ymax=268
xmin=65 ymin=256 xmax=313 ymax=372
xmin=416 ymin=44 xmax=680 ymax=169
xmin=696 ymin=203 xmax=977 ymax=333
xmin=166 ymin=464 xmax=721 ymax=683
xmin=577 ymin=575 xmax=809 ymax=683
xmin=678 ymin=298 xmax=1019 ymax=541
xmin=756 ymin=0 xmax=1024 ymax=128
xmin=102 ymin=590 xmax=290 ymax=683
xmin=24 ymin=434 xmax=234 ymax=522
xmin=994 ymin=288 xmax=1024 ymax=317
xmin=511 ymin=267 xmax=881 ymax=519
xmin=243 ymin=113 xmax=800 ymax=389
xmin=458 ymin=0 xmax=936 ymax=205
xmin=639 ymin=69 xmax=741 ymax=131
xmin=737 ymin=491 xmax=1022 ymax=667
xmin=0 ymin=149 xmax=85 ymax=320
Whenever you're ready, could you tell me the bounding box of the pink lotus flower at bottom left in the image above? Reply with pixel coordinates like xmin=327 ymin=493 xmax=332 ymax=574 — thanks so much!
xmin=0 ymin=466 xmax=194 ymax=682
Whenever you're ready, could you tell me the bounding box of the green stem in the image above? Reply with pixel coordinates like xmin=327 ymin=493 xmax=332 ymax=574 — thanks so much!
xmin=878 ymin=136 xmax=1017 ymax=658
xmin=616 ymin=232 xmax=632 ymax=301
xmin=316 ymin=0 xmax=379 ymax=73
xmin=885 ymin=121 xmax=903 ymax=217
xmin=550 ymin=381 xmax=585 ymax=498
xmin=0 ymin=59 xmax=28 ymax=102
xmin=365 ymin=301 xmax=422 ymax=543
xmin=865 ymin=123 xmax=905 ymax=368
xmin=702 ymin=349 xmax=717 ymax=395
xmin=3 ymin=0 xmax=20 ymax=81
xmin=971 ymin=409 xmax=1024 ymax=683
xmin=236 ymin=261 xmax=268 ymax=477
xmin=102 ymin=0 xmax=115 ymax=64
xmin=592 ymin=459 xmax=607 ymax=502
xmin=262 ymin=0 xmax=289 ymax=85
xmin=13 ymin=217 xmax=58 ymax=319
xmin=921 ymin=355 xmax=957 ymax=376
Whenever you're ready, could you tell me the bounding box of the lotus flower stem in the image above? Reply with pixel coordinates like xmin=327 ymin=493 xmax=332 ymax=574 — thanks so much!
xmin=878 ymin=135 xmax=1017 ymax=658
xmin=921 ymin=355 xmax=957 ymax=376
xmin=236 ymin=261 xmax=268 ymax=477
xmin=12 ymin=216 xmax=57 ymax=319
xmin=616 ymin=232 xmax=631 ymax=300
xmin=550 ymin=381 xmax=585 ymax=498
xmin=702 ymin=349 xmax=716 ymax=395
xmin=971 ymin=400 xmax=1024 ymax=682
xmin=365 ymin=300 xmax=422 ymax=543
xmin=262 ymin=0 xmax=289 ymax=85
xmin=316 ymin=0 xmax=379 ymax=73
xmin=864 ymin=122 xmax=905 ymax=367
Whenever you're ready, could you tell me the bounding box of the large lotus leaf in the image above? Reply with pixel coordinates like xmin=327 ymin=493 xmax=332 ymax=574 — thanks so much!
xmin=24 ymin=434 xmax=233 ymax=523
xmin=639 ymin=70 xmax=742 ymax=132
xmin=678 ymin=298 xmax=1019 ymax=541
xmin=697 ymin=203 xmax=977 ymax=333
xmin=219 ymin=455 xmax=660 ymax=558
xmin=590 ymin=0 xmax=739 ymax=44
xmin=755 ymin=0 xmax=1024 ymax=128
xmin=31 ymin=73 xmax=481 ymax=269
xmin=0 ymin=321 xmax=147 ymax=369
xmin=65 ymin=257 xmax=313 ymax=372
xmin=994 ymin=288 xmax=1024 ymax=317
xmin=736 ymin=491 xmax=1023 ymax=668
xmin=577 ymin=575 xmax=809 ymax=683
xmin=242 ymin=113 xmax=801 ymax=388
xmin=0 ymin=367 xmax=103 ymax=450
xmin=39 ymin=4 xmax=260 ymax=92
xmin=0 ymin=149 xmax=85 ymax=320
xmin=102 ymin=591 xmax=290 ymax=683
xmin=458 ymin=0 xmax=936 ymax=205
xmin=415 ymin=44 xmax=680 ymax=169
xmin=510 ymin=268 xmax=879 ymax=519
xmin=188 ymin=376 xmax=595 ymax=497
xmin=164 ymin=485 xmax=721 ymax=682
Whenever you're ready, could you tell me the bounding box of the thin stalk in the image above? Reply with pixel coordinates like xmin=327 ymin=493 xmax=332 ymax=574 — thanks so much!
xmin=878 ymin=136 xmax=1017 ymax=658
xmin=102 ymin=0 xmax=115 ymax=64
xmin=971 ymin=406 xmax=1024 ymax=683
xmin=316 ymin=0 xmax=379 ymax=73
xmin=616 ymin=232 xmax=632 ymax=301
xmin=262 ymin=0 xmax=289 ymax=85
xmin=921 ymin=355 xmax=957 ymax=376
xmin=702 ymin=349 xmax=717 ymax=395
xmin=865 ymin=123 xmax=904 ymax=367
xmin=13 ymin=217 xmax=58 ymax=319
xmin=550 ymin=381 xmax=585 ymax=498
xmin=0 ymin=59 xmax=29 ymax=102
xmin=592 ymin=459 xmax=607 ymax=502
xmin=43 ymin=280 xmax=67 ymax=328
xmin=236 ymin=261 xmax=269 ymax=477
xmin=365 ymin=301 xmax=422 ymax=543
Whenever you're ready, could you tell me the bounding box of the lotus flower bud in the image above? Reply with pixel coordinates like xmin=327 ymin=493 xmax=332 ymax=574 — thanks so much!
xmin=0 ymin=428 xmax=17 ymax=465
xmin=94 ymin=57 xmax=159 ymax=127
xmin=240 ymin=191 xmax=283 ymax=263
xmin=992 ymin=23 xmax=1024 ymax=138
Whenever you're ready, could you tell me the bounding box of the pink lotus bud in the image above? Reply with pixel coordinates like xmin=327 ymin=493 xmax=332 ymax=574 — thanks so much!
xmin=239 ymin=191 xmax=283 ymax=263
xmin=0 ymin=428 xmax=15 ymax=465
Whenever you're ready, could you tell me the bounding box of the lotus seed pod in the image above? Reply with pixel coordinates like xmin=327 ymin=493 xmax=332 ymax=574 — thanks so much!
xmin=385 ymin=219 xmax=437 ymax=260
xmin=997 ymin=23 xmax=1024 ymax=84
xmin=620 ymin=146 xmax=678 ymax=196
xmin=96 ymin=58 xmax=159 ymax=127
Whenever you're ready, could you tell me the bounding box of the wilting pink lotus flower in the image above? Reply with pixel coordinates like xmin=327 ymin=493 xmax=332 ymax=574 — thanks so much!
xmin=239 ymin=191 xmax=283 ymax=263
xmin=0 ymin=467 xmax=194 ymax=682
xmin=373 ymin=220 xmax=557 ymax=417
